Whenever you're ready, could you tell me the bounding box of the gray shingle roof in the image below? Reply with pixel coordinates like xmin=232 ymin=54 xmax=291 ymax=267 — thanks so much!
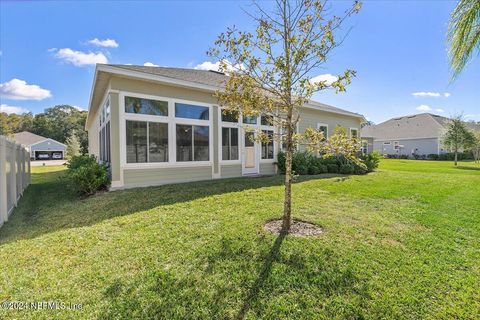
xmin=103 ymin=64 xmax=363 ymax=118
xmin=13 ymin=131 xmax=48 ymax=146
xmin=361 ymin=113 xmax=480 ymax=140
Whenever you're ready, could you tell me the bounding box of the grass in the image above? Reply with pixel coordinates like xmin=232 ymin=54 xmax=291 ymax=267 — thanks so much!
xmin=0 ymin=160 xmax=479 ymax=319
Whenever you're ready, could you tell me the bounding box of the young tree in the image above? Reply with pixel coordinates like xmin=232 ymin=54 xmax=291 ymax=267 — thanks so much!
xmin=442 ymin=116 xmax=475 ymax=166
xmin=209 ymin=0 xmax=361 ymax=231
xmin=471 ymin=131 xmax=480 ymax=164
xmin=66 ymin=130 xmax=81 ymax=160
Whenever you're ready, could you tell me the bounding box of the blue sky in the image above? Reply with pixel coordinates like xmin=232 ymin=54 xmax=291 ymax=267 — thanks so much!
xmin=1 ymin=0 xmax=479 ymax=123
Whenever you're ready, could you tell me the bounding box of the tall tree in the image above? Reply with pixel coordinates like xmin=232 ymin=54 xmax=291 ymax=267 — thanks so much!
xmin=447 ymin=0 xmax=480 ymax=78
xmin=443 ymin=116 xmax=475 ymax=166
xmin=209 ymin=0 xmax=360 ymax=231
xmin=471 ymin=131 xmax=480 ymax=163
xmin=65 ymin=130 xmax=82 ymax=160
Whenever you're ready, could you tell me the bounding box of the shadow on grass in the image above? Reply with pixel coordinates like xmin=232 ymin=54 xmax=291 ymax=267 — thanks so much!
xmin=456 ymin=165 xmax=480 ymax=171
xmin=0 ymin=170 xmax=343 ymax=245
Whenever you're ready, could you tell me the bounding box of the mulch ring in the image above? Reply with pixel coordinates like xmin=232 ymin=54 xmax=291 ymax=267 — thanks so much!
xmin=264 ymin=219 xmax=323 ymax=237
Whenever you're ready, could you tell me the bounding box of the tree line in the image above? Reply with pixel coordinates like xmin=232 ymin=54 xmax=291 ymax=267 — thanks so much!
xmin=0 ymin=105 xmax=88 ymax=153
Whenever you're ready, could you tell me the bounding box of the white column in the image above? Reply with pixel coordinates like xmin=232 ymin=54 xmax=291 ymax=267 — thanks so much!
xmin=0 ymin=136 xmax=7 ymax=225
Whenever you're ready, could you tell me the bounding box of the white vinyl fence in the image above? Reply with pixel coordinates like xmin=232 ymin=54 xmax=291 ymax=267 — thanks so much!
xmin=0 ymin=135 xmax=31 ymax=228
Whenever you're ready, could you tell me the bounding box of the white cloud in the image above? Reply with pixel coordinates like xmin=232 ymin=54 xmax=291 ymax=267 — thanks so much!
xmin=72 ymin=105 xmax=86 ymax=111
xmin=435 ymin=108 xmax=445 ymax=113
xmin=143 ymin=62 xmax=159 ymax=67
xmin=52 ymin=48 xmax=108 ymax=66
xmin=465 ymin=114 xmax=480 ymax=119
xmin=0 ymin=79 xmax=52 ymax=100
xmin=0 ymin=104 xmax=29 ymax=114
xmin=310 ymin=74 xmax=338 ymax=86
xmin=412 ymin=92 xmax=441 ymax=97
xmin=416 ymin=104 xmax=432 ymax=112
xmin=444 ymin=92 xmax=451 ymax=98
xmin=88 ymin=38 xmax=119 ymax=48
xmin=194 ymin=60 xmax=244 ymax=72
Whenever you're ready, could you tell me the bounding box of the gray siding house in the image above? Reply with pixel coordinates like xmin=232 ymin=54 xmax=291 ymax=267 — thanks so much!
xmin=86 ymin=64 xmax=365 ymax=190
xmin=13 ymin=131 xmax=66 ymax=160
xmin=361 ymin=113 xmax=480 ymax=157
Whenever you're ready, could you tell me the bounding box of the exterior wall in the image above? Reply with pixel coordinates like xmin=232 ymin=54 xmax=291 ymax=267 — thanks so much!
xmin=260 ymin=163 xmax=276 ymax=175
xmin=109 ymin=92 xmax=121 ymax=182
xmin=297 ymin=107 xmax=362 ymax=152
xmin=373 ymin=138 xmax=440 ymax=156
xmin=220 ymin=164 xmax=242 ymax=179
xmin=30 ymin=140 xmax=66 ymax=158
xmin=123 ymin=166 xmax=212 ymax=188
xmin=88 ymin=112 xmax=100 ymax=158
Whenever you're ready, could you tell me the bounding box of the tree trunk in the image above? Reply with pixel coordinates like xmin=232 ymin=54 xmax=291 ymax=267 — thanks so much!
xmin=283 ymin=137 xmax=293 ymax=232
xmin=454 ymin=147 xmax=458 ymax=166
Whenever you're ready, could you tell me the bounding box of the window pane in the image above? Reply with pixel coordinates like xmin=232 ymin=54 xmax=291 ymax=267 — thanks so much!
xmin=194 ymin=126 xmax=209 ymax=161
xmin=262 ymin=130 xmax=274 ymax=159
xmin=126 ymin=121 xmax=147 ymax=163
xmin=176 ymin=124 xmax=192 ymax=161
xmin=105 ymin=99 xmax=110 ymax=119
xmin=149 ymin=122 xmax=168 ymax=162
xmin=261 ymin=115 xmax=273 ymax=126
xmin=319 ymin=126 xmax=328 ymax=140
xmin=243 ymin=116 xmax=257 ymax=124
xmin=221 ymin=111 xmax=238 ymax=122
xmin=222 ymin=127 xmax=239 ymax=160
xmin=351 ymin=129 xmax=358 ymax=138
xmin=125 ymin=96 xmax=168 ymax=116
xmin=245 ymin=132 xmax=255 ymax=147
xmin=106 ymin=122 xmax=111 ymax=163
xmin=175 ymin=103 xmax=209 ymax=120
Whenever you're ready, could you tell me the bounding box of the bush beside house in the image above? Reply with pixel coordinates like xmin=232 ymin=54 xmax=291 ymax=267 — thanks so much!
xmin=66 ymin=155 xmax=110 ymax=196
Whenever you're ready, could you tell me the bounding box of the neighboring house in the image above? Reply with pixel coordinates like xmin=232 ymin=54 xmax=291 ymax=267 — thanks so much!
xmin=361 ymin=113 xmax=480 ymax=157
xmin=86 ymin=64 xmax=365 ymax=190
xmin=13 ymin=131 xmax=66 ymax=160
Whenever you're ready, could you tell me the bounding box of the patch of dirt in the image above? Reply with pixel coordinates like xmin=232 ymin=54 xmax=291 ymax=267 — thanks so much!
xmin=264 ymin=219 xmax=323 ymax=237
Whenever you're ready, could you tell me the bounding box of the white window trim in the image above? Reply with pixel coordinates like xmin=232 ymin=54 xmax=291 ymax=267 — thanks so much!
xmin=317 ymin=123 xmax=328 ymax=139
xmin=349 ymin=127 xmax=359 ymax=138
xmin=119 ymin=91 xmax=214 ymax=169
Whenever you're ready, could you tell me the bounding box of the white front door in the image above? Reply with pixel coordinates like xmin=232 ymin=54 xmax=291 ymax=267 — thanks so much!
xmin=242 ymin=131 xmax=259 ymax=175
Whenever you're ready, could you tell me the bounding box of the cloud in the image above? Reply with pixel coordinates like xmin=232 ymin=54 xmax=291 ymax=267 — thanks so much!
xmin=52 ymin=48 xmax=108 ymax=66
xmin=465 ymin=114 xmax=480 ymax=119
xmin=310 ymin=74 xmax=338 ymax=86
xmin=88 ymin=38 xmax=119 ymax=48
xmin=0 ymin=104 xmax=29 ymax=114
xmin=412 ymin=91 xmax=451 ymax=98
xmin=416 ymin=104 xmax=432 ymax=112
xmin=435 ymin=108 xmax=445 ymax=113
xmin=143 ymin=62 xmax=159 ymax=67
xmin=194 ymin=60 xmax=244 ymax=72
xmin=0 ymin=79 xmax=52 ymax=100
xmin=72 ymin=105 xmax=86 ymax=111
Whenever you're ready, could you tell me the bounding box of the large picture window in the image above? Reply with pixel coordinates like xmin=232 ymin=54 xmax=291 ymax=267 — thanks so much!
xmin=126 ymin=121 xmax=168 ymax=163
xmin=175 ymin=103 xmax=209 ymax=120
xmin=125 ymin=96 xmax=168 ymax=116
xmin=261 ymin=130 xmax=274 ymax=159
xmin=222 ymin=127 xmax=239 ymax=160
xmin=176 ymin=124 xmax=209 ymax=161
xmin=221 ymin=111 xmax=238 ymax=123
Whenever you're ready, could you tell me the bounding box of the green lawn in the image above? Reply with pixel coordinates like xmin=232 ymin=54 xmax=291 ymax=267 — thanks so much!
xmin=0 ymin=160 xmax=479 ymax=319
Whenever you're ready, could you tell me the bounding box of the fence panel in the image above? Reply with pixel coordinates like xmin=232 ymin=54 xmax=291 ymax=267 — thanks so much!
xmin=0 ymin=135 xmax=31 ymax=228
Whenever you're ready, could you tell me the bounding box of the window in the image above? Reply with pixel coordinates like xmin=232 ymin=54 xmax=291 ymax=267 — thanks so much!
xmin=105 ymin=99 xmax=110 ymax=119
xmin=126 ymin=121 xmax=148 ymax=163
xmin=175 ymin=103 xmax=209 ymax=120
xmin=176 ymin=124 xmax=209 ymax=161
xmin=105 ymin=122 xmax=111 ymax=163
xmin=261 ymin=130 xmax=274 ymax=159
xmin=125 ymin=96 xmax=168 ymax=116
xmin=317 ymin=124 xmax=328 ymax=140
xmin=394 ymin=141 xmax=399 ymax=150
xmin=149 ymin=122 xmax=168 ymax=162
xmin=261 ymin=115 xmax=273 ymax=126
xmin=243 ymin=116 xmax=257 ymax=124
xmin=350 ymin=128 xmax=359 ymax=138
xmin=383 ymin=141 xmax=391 ymax=145
xmin=221 ymin=111 xmax=239 ymax=123
xmin=222 ymin=127 xmax=239 ymax=160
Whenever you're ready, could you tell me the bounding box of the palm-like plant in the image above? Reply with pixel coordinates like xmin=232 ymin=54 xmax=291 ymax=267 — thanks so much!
xmin=447 ymin=0 xmax=480 ymax=78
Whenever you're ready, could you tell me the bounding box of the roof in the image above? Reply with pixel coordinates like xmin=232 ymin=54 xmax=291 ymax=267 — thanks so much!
xmin=13 ymin=131 xmax=48 ymax=146
xmin=361 ymin=113 xmax=480 ymax=140
xmin=86 ymin=64 xmax=365 ymax=127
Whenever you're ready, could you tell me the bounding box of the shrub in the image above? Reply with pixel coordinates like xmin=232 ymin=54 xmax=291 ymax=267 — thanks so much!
xmin=327 ymin=163 xmax=339 ymax=173
xmin=339 ymin=164 xmax=354 ymax=174
xmin=318 ymin=164 xmax=328 ymax=174
xmin=67 ymin=155 xmax=110 ymax=196
xmin=361 ymin=151 xmax=381 ymax=172
xmin=277 ymin=151 xmax=286 ymax=173
xmin=427 ymin=154 xmax=439 ymax=160
xmin=352 ymin=161 xmax=368 ymax=174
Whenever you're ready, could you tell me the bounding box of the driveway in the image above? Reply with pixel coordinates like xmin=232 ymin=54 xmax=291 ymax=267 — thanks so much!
xmin=31 ymin=160 xmax=67 ymax=166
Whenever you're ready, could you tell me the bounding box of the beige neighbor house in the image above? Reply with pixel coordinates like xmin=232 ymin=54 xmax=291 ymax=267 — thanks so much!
xmin=86 ymin=64 xmax=365 ymax=190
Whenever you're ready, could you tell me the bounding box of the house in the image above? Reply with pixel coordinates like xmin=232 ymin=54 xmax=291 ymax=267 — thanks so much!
xmin=361 ymin=113 xmax=480 ymax=157
xmin=86 ymin=64 xmax=365 ymax=190
xmin=13 ymin=131 xmax=66 ymax=160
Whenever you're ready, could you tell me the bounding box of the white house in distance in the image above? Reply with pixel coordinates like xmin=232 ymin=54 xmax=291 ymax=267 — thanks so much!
xmin=13 ymin=131 xmax=66 ymax=160
xmin=361 ymin=113 xmax=480 ymax=157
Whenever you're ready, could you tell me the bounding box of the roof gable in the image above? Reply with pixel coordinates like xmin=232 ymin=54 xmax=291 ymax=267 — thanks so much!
xmin=13 ymin=131 xmax=48 ymax=146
